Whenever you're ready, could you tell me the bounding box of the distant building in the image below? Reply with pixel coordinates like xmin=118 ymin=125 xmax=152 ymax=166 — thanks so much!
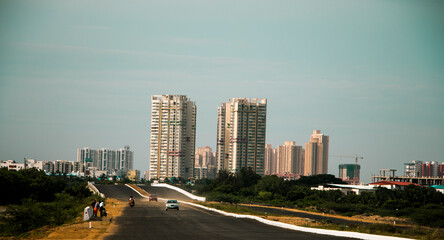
xmin=36 ymin=161 xmax=55 ymax=173
xmin=1 ymin=159 xmax=83 ymax=175
xmin=216 ymin=98 xmax=267 ymax=175
xmin=372 ymin=168 xmax=444 ymax=186
xmin=0 ymin=160 xmax=25 ymax=171
xmin=149 ymin=95 xmax=196 ymax=180
xmin=304 ymin=130 xmax=329 ymax=176
xmin=77 ymin=146 xmax=133 ymax=175
xmin=370 ymin=181 xmax=420 ymax=190
xmin=404 ymin=160 xmax=443 ymax=178
xmin=127 ymin=170 xmax=140 ymax=181
xmin=339 ymin=164 xmax=360 ymax=184
xmin=194 ymin=147 xmax=217 ymax=179
xmin=276 ymin=141 xmax=304 ymax=175
xmin=264 ymin=144 xmax=276 ymax=175
xmin=143 ymin=171 xmax=150 ymax=181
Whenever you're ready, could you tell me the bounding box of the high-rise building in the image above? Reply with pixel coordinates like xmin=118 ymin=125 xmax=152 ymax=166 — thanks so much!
xmin=194 ymin=146 xmax=217 ymax=179
xmin=77 ymin=146 xmax=133 ymax=175
xmin=216 ymin=98 xmax=267 ymax=175
xmin=304 ymin=130 xmax=329 ymax=175
xmin=149 ymin=95 xmax=196 ymax=180
xmin=264 ymin=144 xmax=276 ymax=175
xmin=339 ymin=164 xmax=360 ymax=184
xmin=404 ymin=160 xmax=444 ymax=178
xmin=404 ymin=160 xmax=423 ymax=177
xmin=276 ymin=141 xmax=304 ymax=175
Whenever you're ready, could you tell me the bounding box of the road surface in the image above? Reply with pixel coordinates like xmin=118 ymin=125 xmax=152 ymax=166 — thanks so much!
xmin=96 ymin=184 xmax=355 ymax=240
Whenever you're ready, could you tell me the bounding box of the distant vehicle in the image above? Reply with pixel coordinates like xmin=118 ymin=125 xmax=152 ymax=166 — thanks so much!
xmin=165 ymin=199 xmax=179 ymax=211
xmin=149 ymin=194 xmax=158 ymax=202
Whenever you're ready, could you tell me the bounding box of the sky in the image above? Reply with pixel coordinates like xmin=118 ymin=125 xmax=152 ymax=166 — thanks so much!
xmin=1 ymin=0 xmax=443 ymax=182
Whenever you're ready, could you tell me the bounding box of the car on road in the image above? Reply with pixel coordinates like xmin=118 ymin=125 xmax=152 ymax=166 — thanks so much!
xmin=149 ymin=194 xmax=158 ymax=201
xmin=166 ymin=199 xmax=179 ymax=211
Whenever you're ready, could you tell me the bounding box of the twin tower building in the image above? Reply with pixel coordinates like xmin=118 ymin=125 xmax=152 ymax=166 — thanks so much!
xmin=148 ymin=95 xmax=328 ymax=180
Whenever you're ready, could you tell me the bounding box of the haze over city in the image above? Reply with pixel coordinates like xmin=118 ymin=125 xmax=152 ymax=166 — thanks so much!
xmin=1 ymin=1 xmax=443 ymax=182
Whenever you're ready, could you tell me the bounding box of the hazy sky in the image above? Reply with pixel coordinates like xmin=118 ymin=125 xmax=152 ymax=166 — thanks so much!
xmin=1 ymin=0 xmax=443 ymax=182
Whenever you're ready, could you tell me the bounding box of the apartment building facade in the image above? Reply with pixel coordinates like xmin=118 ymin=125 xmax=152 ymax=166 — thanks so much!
xmin=149 ymin=95 xmax=196 ymax=180
xmin=404 ymin=160 xmax=443 ymax=178
xmin=216 ymin=98 xmax=267 ymax=175
xmin=77 ymin=146 xmax=133 ymax=175
xmin=304 ymin=130 xmax=329 ymax=175
xmin=194 ymin=146 xmax=217 ymax=179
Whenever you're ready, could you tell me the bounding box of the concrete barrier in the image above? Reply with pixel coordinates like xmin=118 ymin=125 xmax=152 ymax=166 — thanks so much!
xmin=151 ymin=183 xmax=206 ymax=201
xmin=83 ymin=206 xmax=93 ymax=221
xmin=88 ymin=182 xmax=105 ymax=198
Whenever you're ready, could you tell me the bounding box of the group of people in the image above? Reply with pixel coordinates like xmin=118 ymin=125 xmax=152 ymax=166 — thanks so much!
xmin=91 ymin=199 xmax=107 ymax=217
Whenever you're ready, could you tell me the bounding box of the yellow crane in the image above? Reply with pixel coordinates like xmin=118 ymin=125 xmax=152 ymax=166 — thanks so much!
xmin=330 ymin=154 xmax=364 ymax=183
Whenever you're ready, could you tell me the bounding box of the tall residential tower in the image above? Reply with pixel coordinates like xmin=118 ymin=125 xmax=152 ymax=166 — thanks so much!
xmin=149 ymin=95 xmax=196 ymax=180
xmin=304 ymin=130 xmax=329 ymax=175
xmin=216 ymin=98 xmax=267 ymax=175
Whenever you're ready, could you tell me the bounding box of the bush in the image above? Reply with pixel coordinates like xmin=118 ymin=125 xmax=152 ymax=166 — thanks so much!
xmin=409 ymin=204 xmax=444 ymax=228
xmin=206 ymin=192 xmax=240 ymax=203
xmin=368 ymin=224 xmax=398 ymax=234
xmin=0 ymin=169 xmax=93 ymax=236
xmin=0 ymin=193 xmax=93 ymax=235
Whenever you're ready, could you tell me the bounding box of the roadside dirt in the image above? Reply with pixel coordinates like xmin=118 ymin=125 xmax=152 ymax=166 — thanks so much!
xmin=28 ymin=198 xmax=125 ymax=240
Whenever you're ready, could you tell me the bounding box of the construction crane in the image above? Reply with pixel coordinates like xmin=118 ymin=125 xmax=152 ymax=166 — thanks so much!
xmin=330 ymin=154 xmax=364 ymax=183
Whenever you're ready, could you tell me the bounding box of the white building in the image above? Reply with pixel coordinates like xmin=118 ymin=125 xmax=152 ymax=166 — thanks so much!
xmin=0 ymin=160 xmax=25 ymax=171
xmin=77 ymin=146 xmax=133 ymax=175
xmin=216 ymin=98 xmax=267 ymax=175
xmin=149 ymin=95 xmax=196 ymax=180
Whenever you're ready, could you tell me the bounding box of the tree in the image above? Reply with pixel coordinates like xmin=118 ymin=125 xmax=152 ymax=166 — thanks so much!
xmin=294 ymin=174 xmax=346 ymax=186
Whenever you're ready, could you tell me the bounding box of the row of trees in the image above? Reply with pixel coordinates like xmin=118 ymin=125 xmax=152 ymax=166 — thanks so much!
xmin=183 ymin=168 xmax=444 ymax=228
xmin=0 ymin=168 xmax=96 ymax=236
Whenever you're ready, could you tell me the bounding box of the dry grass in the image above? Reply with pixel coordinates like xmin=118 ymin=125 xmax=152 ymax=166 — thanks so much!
xmin=21 ymin=198 xmax=126 ymax=240
xmin=238 ymin=203 xmax=412 ymax=226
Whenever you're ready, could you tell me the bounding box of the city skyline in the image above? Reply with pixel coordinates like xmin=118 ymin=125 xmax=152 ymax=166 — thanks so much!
xmin=1 ymin=1 xmax=443 ymax=182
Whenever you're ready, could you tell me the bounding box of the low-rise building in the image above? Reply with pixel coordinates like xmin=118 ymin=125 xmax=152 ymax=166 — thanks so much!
xmin=0 ymin=160 xmax=25 ymax=171
xmin=127 ymin=170 xmax=140 ymax=181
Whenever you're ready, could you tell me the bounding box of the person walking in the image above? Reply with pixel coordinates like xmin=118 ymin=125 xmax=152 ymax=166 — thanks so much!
xmin=99 ymin=200 xmax=105 ymax=217
xmin=94 ymin=201 xmax=100 ymax=216
xmin=91 ymin=199 xmax=97 ymax=217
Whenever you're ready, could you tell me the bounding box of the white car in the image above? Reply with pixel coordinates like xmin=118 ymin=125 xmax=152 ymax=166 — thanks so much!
xmin=166 ymin=199 xmax=179 ymax=211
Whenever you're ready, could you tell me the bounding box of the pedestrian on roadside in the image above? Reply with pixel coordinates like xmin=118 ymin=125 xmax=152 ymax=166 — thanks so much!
xmin=94 ymin=201 xmax=100 ymax=216
xmin=99 ymin=200 xmax=105 ymax=217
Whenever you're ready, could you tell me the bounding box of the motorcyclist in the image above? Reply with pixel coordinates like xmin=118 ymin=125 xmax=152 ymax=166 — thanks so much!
xmin=129 ymin=196 xmax=135 ymax=207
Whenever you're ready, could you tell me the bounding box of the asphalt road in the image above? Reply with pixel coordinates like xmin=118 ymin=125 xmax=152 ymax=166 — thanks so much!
xmin=139 ymin=185 xmax=194 ymax=201
xmin=96 ymin=184 xmax=356 ymax=240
